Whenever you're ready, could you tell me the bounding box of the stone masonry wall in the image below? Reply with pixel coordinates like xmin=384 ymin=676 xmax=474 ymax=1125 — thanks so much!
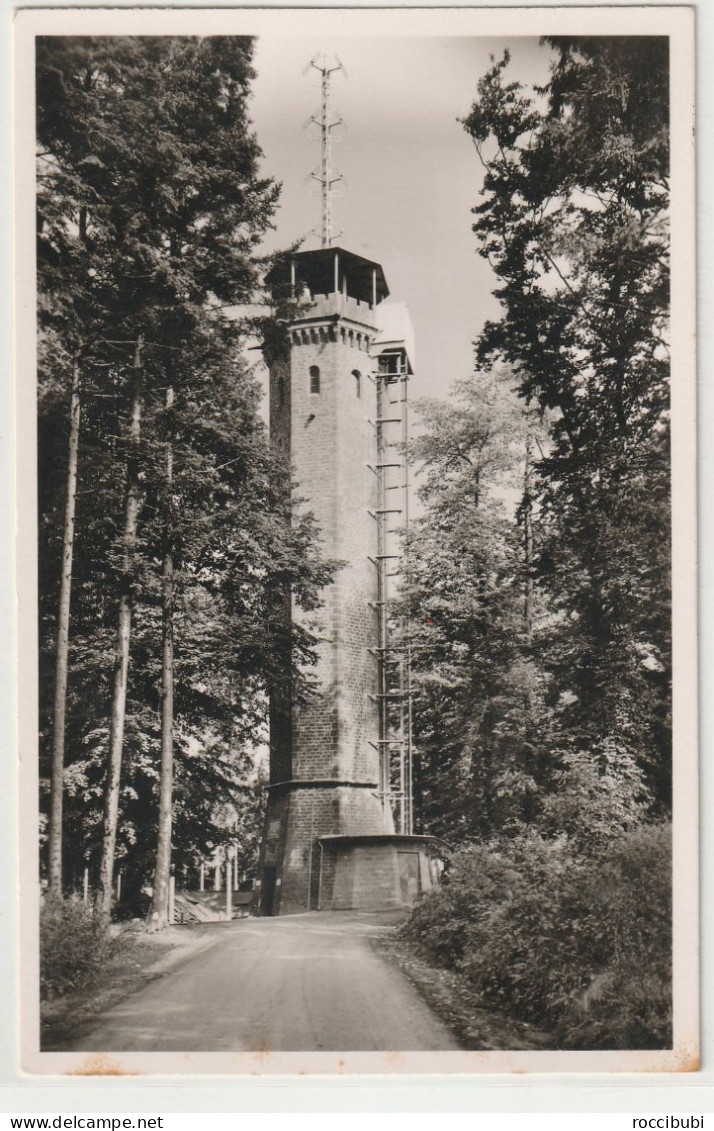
xmin=266 ymin=355 xmax=293 ymax=786
xmin=288 ymin=324 xmax=380 ymax=787
xmin=328 ymin=843 xmax=402 ymax=911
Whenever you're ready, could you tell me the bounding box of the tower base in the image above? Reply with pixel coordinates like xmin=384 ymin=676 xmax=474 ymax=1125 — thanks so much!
xmin=318 ymin=834 xmax=444 ymax=912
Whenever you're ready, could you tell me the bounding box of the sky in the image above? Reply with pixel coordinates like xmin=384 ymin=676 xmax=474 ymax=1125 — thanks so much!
xmin=248 ymin=36 xmax=553 ymax=404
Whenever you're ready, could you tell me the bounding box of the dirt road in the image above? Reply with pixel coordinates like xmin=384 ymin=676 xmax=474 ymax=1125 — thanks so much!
xmin=72 ymin=911 xmax=458 ymax=1052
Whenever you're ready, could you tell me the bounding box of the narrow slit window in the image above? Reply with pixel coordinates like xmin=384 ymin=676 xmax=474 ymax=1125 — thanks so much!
xmin=309 ymin=365 xmax=320 ymax=395
xmin=352 ymin=370 xmax=361 ymax=399
xmin=278 ymin=375 xmax=285 ymax=406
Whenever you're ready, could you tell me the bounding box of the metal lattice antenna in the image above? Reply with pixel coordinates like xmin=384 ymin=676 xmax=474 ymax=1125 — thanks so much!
xmin=304 ymin=54 xmax=345 ymax=247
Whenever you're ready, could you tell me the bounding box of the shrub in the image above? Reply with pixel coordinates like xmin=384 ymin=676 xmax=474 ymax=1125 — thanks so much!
xmin=556 ymin=823 xmax=672 ymax=1048
xmin=40 ymin=895 xmax=121 ymax=1000
xmin=403 ymin=822 xmax=672 ymax=1049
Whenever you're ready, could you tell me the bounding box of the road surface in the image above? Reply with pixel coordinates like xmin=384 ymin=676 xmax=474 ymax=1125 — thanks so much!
xmin=72 ymin=911 xmax=459 ymax=1052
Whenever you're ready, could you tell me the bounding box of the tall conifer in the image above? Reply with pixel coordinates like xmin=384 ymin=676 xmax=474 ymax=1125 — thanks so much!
xmin=37 ymin=37 xmax=334 ymax=916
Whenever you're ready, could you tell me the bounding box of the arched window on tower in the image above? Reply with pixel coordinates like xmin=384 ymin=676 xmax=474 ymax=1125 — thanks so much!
xmin=352 ymin=370 xmax=361 ymax=399
xmin=309 ymin=365 xmax=320 ymax=395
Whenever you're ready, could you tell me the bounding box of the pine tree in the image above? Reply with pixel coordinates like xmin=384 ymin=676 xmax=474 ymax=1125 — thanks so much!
xmin=150 ymin=382 xmax=175 ymax=928
xmin=37 ymin=37 xmax=131 ymax=896
xmin=46 ymin=351 xmax=81 ymax=899
xmin=36 ymin=37 xmax=335 ymax=917
xmin=462 ymin=38 xmax=670 ymax=818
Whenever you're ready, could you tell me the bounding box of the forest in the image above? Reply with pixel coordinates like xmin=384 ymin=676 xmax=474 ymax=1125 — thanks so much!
xmin=37 ymin=36 xmax=335 ymax=929
xmin=401 ymin=39 xmax=671 ymax=1048
xmin=37 ymin=35 xmax=672 ymax=1049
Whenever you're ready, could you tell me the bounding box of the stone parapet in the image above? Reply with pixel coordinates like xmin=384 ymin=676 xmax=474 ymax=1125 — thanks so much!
xmin=292 ymin=292 xmax=377 ymax=331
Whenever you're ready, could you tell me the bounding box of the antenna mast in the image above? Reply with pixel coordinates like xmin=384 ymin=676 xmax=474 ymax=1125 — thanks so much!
xmin=305 ymin=54 xmax=345 ymax=247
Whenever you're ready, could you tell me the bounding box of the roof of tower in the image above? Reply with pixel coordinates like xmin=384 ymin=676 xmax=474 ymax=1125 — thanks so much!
xmin=268 ymin=246 xmax=389 ymax=306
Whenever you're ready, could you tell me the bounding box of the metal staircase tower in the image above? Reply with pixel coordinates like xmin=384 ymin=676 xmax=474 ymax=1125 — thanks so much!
xmin=369 ymin=350 xmax=414 ymax=835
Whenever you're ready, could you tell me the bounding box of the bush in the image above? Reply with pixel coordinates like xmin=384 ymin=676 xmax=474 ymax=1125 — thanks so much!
xmin=40 ymin=895 xmax=122 ymax=1000
xmin=403 ymin=822 xmax=672 ymax=1049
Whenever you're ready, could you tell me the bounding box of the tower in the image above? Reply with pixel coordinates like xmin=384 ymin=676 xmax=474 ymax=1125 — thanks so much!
xmin=255 ymin=250 xmax=441 ymax=916
xmin=254 ymin=62 xmax=442 ymax=917
xmin=256 ymin=248 xmax=386 ymax=915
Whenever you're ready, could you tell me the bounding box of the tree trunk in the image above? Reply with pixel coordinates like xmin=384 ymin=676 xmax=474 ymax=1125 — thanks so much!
xmin=523 ymin=436 xmax=534 ymax=641
xmin=150 ymin=384 xmax=175 ymax=929
xmin=47 ymin=354 xmax=81 ymax=899
xmin=520 ymin=436 xmax=536 ymax=825
xmin=97 ymin=335 xmax=144 ymax=922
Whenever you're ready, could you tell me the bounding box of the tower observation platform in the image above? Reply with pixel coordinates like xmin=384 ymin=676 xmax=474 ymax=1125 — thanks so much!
xmin=254 ymin=247 xmax=443 ymax=916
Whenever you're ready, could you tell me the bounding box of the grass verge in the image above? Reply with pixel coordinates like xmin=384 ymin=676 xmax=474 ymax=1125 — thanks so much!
xmin=371 ymin=929 xmax=553 ymax=1051
xmin=41 ymin=922 xmax=224 ymax=1050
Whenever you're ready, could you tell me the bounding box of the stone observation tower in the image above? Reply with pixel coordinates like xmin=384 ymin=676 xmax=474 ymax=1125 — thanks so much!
xmin=254 ymin=59 xmax=442 ymax=916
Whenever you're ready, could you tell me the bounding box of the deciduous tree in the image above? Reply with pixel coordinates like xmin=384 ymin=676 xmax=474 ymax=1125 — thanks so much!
xmin=462 ymin=37 xmax=670 ymax=816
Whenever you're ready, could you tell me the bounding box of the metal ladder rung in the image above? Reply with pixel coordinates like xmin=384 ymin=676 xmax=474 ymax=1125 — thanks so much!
xmin=375 ymin=358 xmax=413 ymax=838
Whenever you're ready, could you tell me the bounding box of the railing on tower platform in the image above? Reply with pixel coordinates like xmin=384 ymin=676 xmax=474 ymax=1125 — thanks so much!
xmin=368 ymin=352 xmax=414 ymax=836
